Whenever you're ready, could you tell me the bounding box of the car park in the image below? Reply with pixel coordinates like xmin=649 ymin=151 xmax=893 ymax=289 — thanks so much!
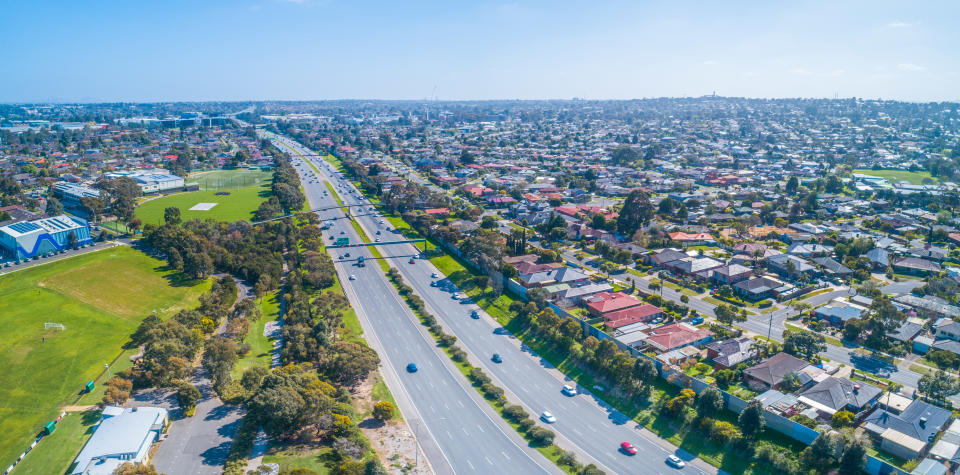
xmin=451 ymin=293 xmax=461 ymax=300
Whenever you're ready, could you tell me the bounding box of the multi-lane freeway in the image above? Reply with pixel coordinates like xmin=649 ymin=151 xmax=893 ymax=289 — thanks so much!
xmin=271 ymin=132 xmax=712 ymax=474
xmin=267 ymin=132 xmax=560 ymax=475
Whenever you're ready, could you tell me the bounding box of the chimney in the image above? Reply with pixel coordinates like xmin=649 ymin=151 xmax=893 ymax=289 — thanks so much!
xmin=853 ymin=384 xmax=860 ymax=393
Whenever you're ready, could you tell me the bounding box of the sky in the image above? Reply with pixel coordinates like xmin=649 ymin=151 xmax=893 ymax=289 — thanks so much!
xmin=1 ymin=0 xmax=958 ymax=103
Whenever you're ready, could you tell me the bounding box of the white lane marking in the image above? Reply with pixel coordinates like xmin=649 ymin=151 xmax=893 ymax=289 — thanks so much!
xmin=572 ymin=428 xmax=583 ymax=436
xmin=444 ymin=402 xmax=450 ymax=410
xmin=462 ymin=427 xmax=470 ymax=435
xmin=477 ymin=424 xmax=484 ymax=433
xmin=446 ymin=430 xmax=453 ymax=439
xmin=467 ymin=460 xmax=475 ymax=470
xmin=457 ymin=400 xmax=464 ymax=408
xmin=501 ymin=451 xmax=510 ymax=460
xmin=607 ymin=452 xmax=617 ymax=460
xmin=431 ymin=405 xmax=437 ymax=414
xmin=587 ymin=424 xmax=598 ymax=432
xmin=485 ymin=456 xmax=493 ymax=465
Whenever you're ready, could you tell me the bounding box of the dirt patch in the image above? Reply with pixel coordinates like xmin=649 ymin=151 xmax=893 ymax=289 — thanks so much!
xmin=360 ymin=420 xmax=430 ymax=475
xmin=353 ymin=374 xmax=428 ymax=474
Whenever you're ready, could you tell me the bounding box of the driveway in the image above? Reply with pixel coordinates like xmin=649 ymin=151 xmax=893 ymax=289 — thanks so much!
xmin=149 ymin=367 xmax=245 ymax=475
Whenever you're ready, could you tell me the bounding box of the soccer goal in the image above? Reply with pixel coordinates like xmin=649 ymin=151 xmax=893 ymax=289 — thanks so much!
xmin=44 ymin=323 xmax=66 ymax=331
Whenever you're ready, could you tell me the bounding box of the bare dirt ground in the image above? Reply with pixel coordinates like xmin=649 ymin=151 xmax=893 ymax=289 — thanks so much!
xmin=354 ymin=375 xmax=430 ymax=475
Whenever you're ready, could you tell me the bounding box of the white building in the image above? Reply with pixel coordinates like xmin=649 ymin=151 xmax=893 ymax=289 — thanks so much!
xmin=71 ymin=406 xmax=168 ymax=474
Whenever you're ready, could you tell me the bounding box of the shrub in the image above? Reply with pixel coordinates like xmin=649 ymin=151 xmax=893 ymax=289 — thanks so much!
xmin=373 ymin=401 xmax=394 ymax=421
xmin=832 ymin=410 xmax=855 ymax=428
xmin=451 ymin=347 xmax=467 ymax=362
xmin=504 ymin=404 xmax=528 ymax=421
xmin=528 ymin=427 xmax=555 ymax=446
xmin=517 ymin=418 xmax=535 ymax=432
xmin=469 ymin=368 xmax=491 ymax=386
xmin=422 ymin=313 xmax=437 ymax=326
xmin=482 ymin=383 xmax=504 ymax=401
xmin=176 ymin=382 xmax=201 ymax=413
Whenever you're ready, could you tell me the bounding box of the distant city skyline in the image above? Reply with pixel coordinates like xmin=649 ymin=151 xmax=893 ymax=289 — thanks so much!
xmin=1 ymin=0 xmax=958 ymax=103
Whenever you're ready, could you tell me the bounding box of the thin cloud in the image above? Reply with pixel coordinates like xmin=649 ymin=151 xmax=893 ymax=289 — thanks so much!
xmin=887 ymin=21 xmax=912 ymax=28
xmin=702 ymin=60 xmax=718 ymax=66
xmin=897 ymin=63 xmax=926 ymax=72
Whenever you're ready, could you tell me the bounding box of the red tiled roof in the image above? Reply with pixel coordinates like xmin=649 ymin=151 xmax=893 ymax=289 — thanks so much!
xmin=646 ymin=323 xmax=714 ymax=351
xmin=604 ymin=304 xmax=662 ymax=328
xmin=584 ymin=292 xmax=643 ymax=314
xmin=424 ymin=208 xmax=450 ymax=215
xmin=668 ymin=232 xmax=714 ymax=242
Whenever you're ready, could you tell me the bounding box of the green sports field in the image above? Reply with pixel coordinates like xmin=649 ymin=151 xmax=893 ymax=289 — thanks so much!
xmin=854 ymin=168 xmax=935 ymax=185
xmin=0 ymin=246 xmax=210 ymax=470
xmin=135 ymin=169 xmax=272 ymax=224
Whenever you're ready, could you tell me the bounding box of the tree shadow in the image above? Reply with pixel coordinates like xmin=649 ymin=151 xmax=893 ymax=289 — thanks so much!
xmin=357 ymin=417 xmax=385 ymax=429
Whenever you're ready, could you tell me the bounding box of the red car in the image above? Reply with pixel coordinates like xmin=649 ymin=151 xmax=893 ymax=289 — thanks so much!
xmin=409 ymin=258 xmax=416 ymax=264
xmin=620 ymin=441 xmax=637 ymax=455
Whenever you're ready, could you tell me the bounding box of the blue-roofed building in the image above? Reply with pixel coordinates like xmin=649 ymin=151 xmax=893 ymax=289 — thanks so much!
xmin=71 ymin=406 xmax=168 ymax=475
xmin=0 ymin=214 xmax=93 ymax=260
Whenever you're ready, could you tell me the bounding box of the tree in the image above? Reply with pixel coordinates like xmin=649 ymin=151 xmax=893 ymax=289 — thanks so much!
xmin=664 ymin=388 xmax=696 ymax=416
xmin=714 ymin=369 xmax=735 ymax=389
xmin=240 ymin=365 xmax=269 ymax=393
xmin=800 ymin=432 xmax=842 ymax=473
xmin=254 ymin=274 xmax=271 ymax=301
xmin=372 ymin=401 xmax=394 ymax=421
xmin=842 ymin=318 xmax=864 ymax=342
xmin=714 ymin=304 xmax=745 ymax=325
xmin=610 ymin=146 xmax=640 ymax=165
xmin=780 ymin=372 xmax=801 ymax=392
xmin=864 ymin=297 xmax=906 ymax=351
xmin=696 ymin=387 xmax=723 ymax=416
xmin=203 ymin=338 xmax=238 ymax=392
xmin=918 ymin=370 xmax=960 ymax=402
xmin=738 ymin=400 xmax=765 ymax=438
xmin=80 ymin=196 xmax=106 ymax=222
xmin=785 ymin=176 xmax=799 ymax=195
xmin=319 ymin=341 xmax=380 ymax=387
xmin=112 ymin=462 xmax=160 ymax=475
xmin=96 ymin=176 xmax=142 ymax=222
xmin=164 ymin=206 xmax=182 ymax=226
xmin=45 ymin=196 xmax=63 ymax=216
xmin=783 ymin=329 xmax=826 ymax=361
xmin=838 ymin=438 xmax=867 ymax=475
xmin=617 ymin=189 xmax=654 ymax=236
xmin=176 ymin=382 xmax=202 ymax=413
xmin=832 ymin=410 xmax=855 ymax=428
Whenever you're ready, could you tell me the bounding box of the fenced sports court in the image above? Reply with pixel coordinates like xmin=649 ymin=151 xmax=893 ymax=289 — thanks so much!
xmin=189 ymin=169 xmax=270 ymax=191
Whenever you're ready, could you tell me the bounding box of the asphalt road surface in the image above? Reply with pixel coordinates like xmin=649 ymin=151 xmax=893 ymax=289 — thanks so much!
xmin=284 ymin=137 xmax=712 ymax=474
xmin=270 ymin=133 xmax=558 ymax=475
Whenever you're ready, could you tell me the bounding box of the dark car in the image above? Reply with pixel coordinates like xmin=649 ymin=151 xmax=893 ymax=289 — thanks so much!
xmin=491 ymin=354 xmax=502 ymax=363
xmin=470 ymin=310 xmax=479 ymax=319
xmin=406 ymin=363 xmax=418 ymax=373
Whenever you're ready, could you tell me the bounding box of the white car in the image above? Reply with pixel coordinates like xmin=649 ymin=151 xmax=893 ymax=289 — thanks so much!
xmin=348 ymin=275 xmax=357 ymax=281
xmin=561 ymin=385 xmax=577 ymax=396
xmin=540 ymin=411 xmax=556 ymax=424
xmin=431 ymin=272 xmax=438 ymax=278
xmin=451 ymin=293 xmax=461 ymax=300
xmin=666 ymin=455 xmax=685 ymax=468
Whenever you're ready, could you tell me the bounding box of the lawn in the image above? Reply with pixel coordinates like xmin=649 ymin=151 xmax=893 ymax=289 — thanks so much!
xmin=263 ymin=446 xmax=333 ymax=474
xmin=0 ymin=246 xmax=210 ymax=470
xmin=136 ymin=169 xmax=272 ymax=224
xmin=233 ymin=290 xmax=282 ymax=379
xmin=11 ymin=409 xmax=102 ymax=475
xmin=854 ymin=168 xmax=935 ymax=185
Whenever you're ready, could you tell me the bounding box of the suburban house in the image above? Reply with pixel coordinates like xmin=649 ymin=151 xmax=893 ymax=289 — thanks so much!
xmin=603 ymin=303 xmax=663 ymax=328
xmin=711 ymin=264 xmax=753 ymax=285
xmin=555 ymin=282 xmax=613 ymax=306
xmin=893 ymin=257 xmax=942 ymax=276
xmin=668 ymin=231 xmax=715 ymax=246
xmin=71 ymin=406 xmax=169 ymax=475
xmin=768 ymin=254 xmax=817 ymax=278
xmin=743 ymin=352 xmax=813 ymax=391
xmin=797 ymin=377 xmax=882 ymax=417
xmin=584 ymin=292 xmax=645 ymax=317
xmin=733 ymin=276 xmax=788 ymax=301
xmin=645 ymin=248 xmax=689 ymax=267
xmin=862 ymin=399 xmax=951 ymax=461
xmin=704 ymin=337 xmax=757 ymax=369
xmin=518 ymin=266 xmax=590 ymax=288
xmin=663 ymin=256 xmax=723 ymax=277
xmin=814 ymin=300 xmax=868 ymax=326
xmin=933 ymin=318 xmax=960 ymax=342
xmin=811 ymin=257 xmax=854 ymax=277
xmin=640 ymin=322 xmax=714 ymax=353
xmin=928 ymin=419 xmax=960 ymax=467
